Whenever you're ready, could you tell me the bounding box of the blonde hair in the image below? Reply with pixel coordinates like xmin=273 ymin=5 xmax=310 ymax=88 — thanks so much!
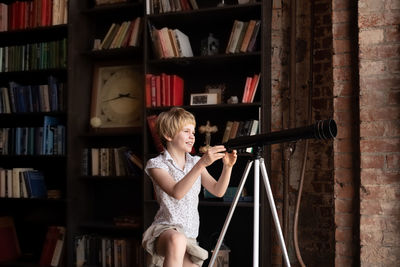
xmin=156 ymin=107 xmax=196 ymax=147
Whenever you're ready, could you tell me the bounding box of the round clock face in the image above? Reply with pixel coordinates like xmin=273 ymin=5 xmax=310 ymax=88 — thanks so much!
xmin=98 ymin=66 xmax=143 ymax=127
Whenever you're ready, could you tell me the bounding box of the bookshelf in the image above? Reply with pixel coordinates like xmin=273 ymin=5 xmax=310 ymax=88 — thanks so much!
xmin=143 ymin=0 xmax=272 ymax=266
xmin=0 ymin=0 xmax=68 ymax=266
xmin=67 ymin=1 xmax=144 ymax=266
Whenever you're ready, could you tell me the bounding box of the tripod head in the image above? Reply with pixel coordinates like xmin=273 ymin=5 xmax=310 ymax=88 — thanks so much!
xmin=223 ymin=119 xmax=337 ymax=151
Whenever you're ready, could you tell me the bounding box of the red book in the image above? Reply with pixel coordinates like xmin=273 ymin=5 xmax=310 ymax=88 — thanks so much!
xmin=39 ymin=226 xmax=60 ymax=267
xmin=165 ymin=74 xmax=171 ymax=106
xmin=248 ymin=73 xmax=260 ymax=103
xmin=161 ymin=73 xmax=167 ymax=106
xmin=145 ymin=74 xmax=152 ymax=107
xmin=155 ymin=75 xmax=161 ymax=107
xmin=171 ymin=75 xmax=184 ymax=106
xmin=147 ymin=115 xmax=164 ymax=153
xmin=0 ymin=217 xmax=21 ymax=262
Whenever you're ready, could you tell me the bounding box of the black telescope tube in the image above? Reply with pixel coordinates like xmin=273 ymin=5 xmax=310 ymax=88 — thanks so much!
xmin=223 ymin=119 xmax=337 ymax=150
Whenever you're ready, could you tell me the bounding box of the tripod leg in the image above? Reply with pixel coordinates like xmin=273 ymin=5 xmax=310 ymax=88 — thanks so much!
xmin=253 ymin=159 xmax=260 ymax=267
xmin=208 ymin=160 xmax=253 ymax=267
xmin=259 ymin=158 xmax=291 ymax=267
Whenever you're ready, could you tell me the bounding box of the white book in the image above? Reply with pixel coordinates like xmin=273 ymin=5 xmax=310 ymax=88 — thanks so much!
xmin=6 ymin=169 xmax=12 ymax=197
xmin=174 ymin=29 xmax=193 ymax=57
xmin=50 ymin=226 xmax=66 ymax=267
xmin=228 ymin=20 xmax=244 ymax=53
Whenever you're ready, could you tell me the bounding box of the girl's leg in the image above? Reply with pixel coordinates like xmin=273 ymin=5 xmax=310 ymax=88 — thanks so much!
xmin=156 ymin=229 xmax=187 ymax=267
xmin=183 ymin=252 xmax=199 ymax=267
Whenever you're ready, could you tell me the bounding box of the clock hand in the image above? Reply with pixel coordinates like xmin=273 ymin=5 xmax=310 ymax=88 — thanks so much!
xmin=103 ymin=93 xmax=138 ymax=102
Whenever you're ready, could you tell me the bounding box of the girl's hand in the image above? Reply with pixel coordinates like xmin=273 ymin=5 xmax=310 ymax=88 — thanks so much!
xmin=223 ymin=149 xmax=237 ymax=167
xmin=200 ymin=145 xmax=227 ymax=167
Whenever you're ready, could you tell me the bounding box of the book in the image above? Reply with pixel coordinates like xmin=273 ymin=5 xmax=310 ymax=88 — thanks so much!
xmin=0 ymin=216 xmax=20 ymax=262
xmin=174 ymin=29 xmax=193 ymax=57
xmin=247 ymin=20 xmax=261 ymax=52
xmin=222 ymin=121 xmax=233 ymax=143
xmin=40 ymin=226 xmax=62 ymax=267
xmin=23 ymin=170 xmax=47 ymax=198
xmin=171 ymin=74 xmax=184 ymax=106
xmin=50 ymin=226 xmax=66 ymax=267
xmin=240 ymin=20 xmax=257 ymax=52
xmin=147 ymin=115 xmax=164 ymax=153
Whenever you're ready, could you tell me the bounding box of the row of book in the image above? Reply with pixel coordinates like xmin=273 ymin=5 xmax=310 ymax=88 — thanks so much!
xmin=148 ymin=0 xmax=199 ymax=14
xmin=0 ymin=168 xmax=47 ymax=199
xmin=74 ymin=235 xmax=141 ymax=267
xmin=93 ymin=17 xmax=143 ymax=50
xmin=0 ymin=39 xmax=68 ymax=72
xmin=225 ymin=19 xmax=261 ymax=54
xmin=0 ymin=217 xmax=65 ymax=266
xmin=82 ymin=147 xmax=143 ymax=177
xmin=0 ymin=0 xmax=68 ymax=32
xmin=0 ymin=77 xmax=65 ymax=114
xmin=221 ymin=119 xmax=259 ymax=153
xmin=145 ymin=73 xmax=184 ymax=107
xmin=149 ymin=25 xmax=193 ymax=59
xmin=0 ymin=116 xmax=66 ymax=156
xmin=242 ymin=73 xmax=260 ymax=103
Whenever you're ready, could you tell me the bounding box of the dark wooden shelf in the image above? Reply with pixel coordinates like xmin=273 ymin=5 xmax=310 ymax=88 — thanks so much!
xmin=83 ymin=46 xmax=144 ymax=60
xmin=0 ymin=24 xmax=68 ymax=46
xmin=79 ymin=220 xmax=142 ymax=233
xmin=0 ymin=197 xmax=66 ymax=204
xmin=82 ymin=2 xmax=143 ymax=15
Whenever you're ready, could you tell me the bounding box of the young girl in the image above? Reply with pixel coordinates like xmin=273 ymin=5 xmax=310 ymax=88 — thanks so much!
xmin=142 ymin=107 xmax=237 ymax=267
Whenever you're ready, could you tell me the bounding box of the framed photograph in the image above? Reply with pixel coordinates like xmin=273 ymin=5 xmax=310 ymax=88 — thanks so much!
xmin=190 ymin=93 xmax=219 ymax=105
xmin=206 ymin=83 xmax=226 ymax=103
xmin=90 ymin=63 xmax=143 ymax=129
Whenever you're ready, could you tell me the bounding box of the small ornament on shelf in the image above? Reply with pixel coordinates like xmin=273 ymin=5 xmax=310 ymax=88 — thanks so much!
xmin=199 ymin=121 xmax=218 ymax=153
xmin=201 ymin=33 xmax=220 ymax=56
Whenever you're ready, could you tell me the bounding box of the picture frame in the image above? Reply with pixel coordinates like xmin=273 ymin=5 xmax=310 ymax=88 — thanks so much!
xmin=206 ymin=83 xmax=226 ymax=103
xmin=190 ymin=93 xmax=220 ymax=105
xmin=90 ymin=62 xmax=143 ymax=130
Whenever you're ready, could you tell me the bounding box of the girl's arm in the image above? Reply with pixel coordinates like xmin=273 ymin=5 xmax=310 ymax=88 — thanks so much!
xmin=149 ymin=146 xmax=228 ymax=200
xmin=201 ymin=149 xmax=237 ymax=197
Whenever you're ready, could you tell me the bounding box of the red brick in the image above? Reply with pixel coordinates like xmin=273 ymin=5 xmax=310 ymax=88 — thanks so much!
xmin=359 ymin=60 xmax=386 ymax=76
xmin=360 ymin=121 xmax=400 ymax=137
xmin=334 ymin=96 xmax=353 ymax=111
xmin=333 ymin=53 xmax=351 ymax=67
xmin=332 ymin=0 xmax=352 ymax=11
xmin=387 ymin=60 xmax=400 ymax=74
xmin=333 ymin=23 xmax=350 ymax=39
xmin=361 ymin=168 xmax=400 ymax=185
xmin=335 ymin=228 xmax=353 ymax=242
xmin=335 ymin=198 xmax=354 ymax=213
xmin=360 ymin=185 xmax=400 ymax=200
xmin=360 ymin=199 xmax=383 ymax=214
xmin=360 ymin=88 xmax=389 ymax=107
xmin=384 ymin=11 xmax=400 ymax=26
xmin=387 ymin=0 xmax=400 ymax=10
xmin=387 ymin=154 xmax=400 ymax=169
xmin=333 ymin=67 xmax=352 ymax=81
xmin=360 ymin=106 xmax=400 ymax=121
xmin=334 ymin=138 xmax=355 ymax=153
xmin=333 ymin=39 xmax=353 ymax=53
xmin=385 ymin=27 xmax=400 ymax=42
xmin=332 ymin=10 xmax=351 ymax=24
xmin=359 ymin=12 xmax=386 ymax=28
xmin=335 ymin=182 xmax=355 ymax=199
xmin=360 ymin=138 xmax=400 ymax=153
xmin=359 ymin=44 xmax=400 ymax=60
xmin=360 ymin=154 xmax=385 ymax=168
xmin=335 ymin=213 xmax=354 ymax=227
xmin=360 ymin=76 xmax=400 ymax=90
xmin=359 ymin=0 xmax=385 ymax=13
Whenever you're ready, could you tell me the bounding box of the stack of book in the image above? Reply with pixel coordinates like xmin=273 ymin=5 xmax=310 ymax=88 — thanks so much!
xmin=149 ymin=25 xmax=193 ymax=59
xmin=148 ymin=0 xmax=199 ymax=14
xmin=225 ymin=19 xmax=261 ymax=54
xmin=242 ymin=73 xmax=261 ymax=103
xmin=0 ymin=0 xmax=68 ymax=31
xmin=0 ymin=168 xmax=47 ymax=199
xmin=94 ymin=17 xmax=143 ymax=50
xmin=82 ymin=147 xmax=143 ymax=177
xmin=145 ymin=73 xmax=184 ymax=107
xmin=221 ymin=120 xmax=259 ymax=153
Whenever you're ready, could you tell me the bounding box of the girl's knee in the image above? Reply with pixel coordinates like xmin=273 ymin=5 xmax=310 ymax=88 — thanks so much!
xmin=167 ymin=231 xmax=187 ymax=249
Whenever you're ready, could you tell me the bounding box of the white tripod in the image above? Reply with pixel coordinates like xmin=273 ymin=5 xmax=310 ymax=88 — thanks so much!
xmin=208 ymin=150 xmax=291 ymax=267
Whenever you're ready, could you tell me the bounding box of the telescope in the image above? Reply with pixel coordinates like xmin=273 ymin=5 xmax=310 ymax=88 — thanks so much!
xmin=223 ymin=119 xmax=337 ymax=151
xmin=210 ymin=119 xmax=337 ymax=267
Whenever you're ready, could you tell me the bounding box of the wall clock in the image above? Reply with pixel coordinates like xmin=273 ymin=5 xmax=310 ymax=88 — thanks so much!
xmin=91 ymin=64 xmax=143 ymax=129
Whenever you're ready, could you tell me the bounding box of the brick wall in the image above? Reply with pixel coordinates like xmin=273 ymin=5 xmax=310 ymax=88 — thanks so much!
xmin=332 ymin=0 xmax=359 ymax=266
xmin=358 ymin=0 xmax=400 ymax=265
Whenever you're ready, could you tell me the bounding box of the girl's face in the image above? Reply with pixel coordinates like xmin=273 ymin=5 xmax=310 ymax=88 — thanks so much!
xmin=169 ymin=124 xmax=195 ymax=153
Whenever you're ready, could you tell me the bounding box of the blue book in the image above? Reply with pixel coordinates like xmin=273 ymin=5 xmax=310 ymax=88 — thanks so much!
xmin=42 ymin=116 xmax=61 ymax=155
xmin=23 ymin=170 xmax=47 ymax=198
